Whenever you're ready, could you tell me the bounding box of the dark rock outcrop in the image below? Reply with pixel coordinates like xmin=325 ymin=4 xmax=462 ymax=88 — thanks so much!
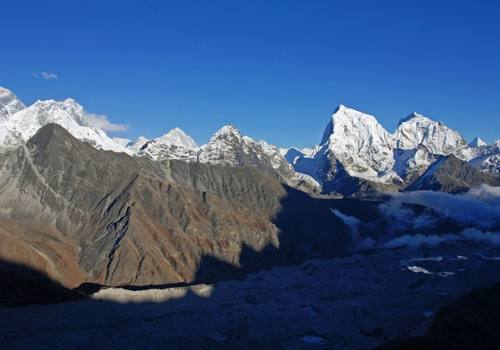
xmin=0 ymin=259 xmax=83 ymax=307
xmin=378 ymin=282 xmax=500 ymax=350
xmin=406 ymin=155 xmax=500 ymax=193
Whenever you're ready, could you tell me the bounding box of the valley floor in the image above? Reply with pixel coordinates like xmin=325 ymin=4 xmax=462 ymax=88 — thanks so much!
xmin=1 ymin=245 xmax=500 ymax=350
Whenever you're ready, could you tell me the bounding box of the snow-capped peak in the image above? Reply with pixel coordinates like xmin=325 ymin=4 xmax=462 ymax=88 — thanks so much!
xmin=156 ymin=127 xmax=198 ymax=149
xmin=469 ymin=137 xmax=487 ymax=148
xmin=318 ymin=105 xmax=398 ymax=182
xmin=0 ymin=93 xmax=129 ymax=154
xmin=394 ymin=112 xmax=466 ymax=154
xmin=136 ymin=128 xmax=198 ymax=161
xmin=211 ymin=125 xmax=242 ymax=140
xmin=0 ymin=87 xmax=26 ymax=122
xmin=396 ymin=112 xmax=431 ymax=126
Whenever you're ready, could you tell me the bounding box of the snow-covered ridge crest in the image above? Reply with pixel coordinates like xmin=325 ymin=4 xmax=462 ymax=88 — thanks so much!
xmin=137 ymin=127 xmax=198 ymax=161
xmin=0 ymin=89 xmax=130 ymax=154
xmin=0 ymin=87 xmax=26 ymax=122
xmin=136 ymin=123 xmax=319 ymax=190
xmin=394 ymin=112 xmax=466 ymax=154
xmin=198 ymin=124 xmax=277 ymax=166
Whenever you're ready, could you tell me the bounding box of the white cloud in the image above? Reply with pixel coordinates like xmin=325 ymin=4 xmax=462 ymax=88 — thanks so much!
xmin=372 ymin=186 xmax=500 ymax=249
xmin=385 ymin=185 xmax=500 ymax=230
xmin=330 ymin=208 xmax=361 ymax=238
xmin=382 ymin=228 xmax=500 ymax=249
xmin=32 ymin=72 xmax=58 ymax=80
xmin=82 ymin=113 xmax=129 ymax=132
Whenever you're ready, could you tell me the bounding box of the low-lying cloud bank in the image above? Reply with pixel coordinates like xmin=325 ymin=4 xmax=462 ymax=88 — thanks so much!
xmin=382 ymin=228 xmax=500 ymax=249
xmin=386 ymin=184 xmax=500 ymax=230
xmin=352 ymin=185 xmax=500 ymax=250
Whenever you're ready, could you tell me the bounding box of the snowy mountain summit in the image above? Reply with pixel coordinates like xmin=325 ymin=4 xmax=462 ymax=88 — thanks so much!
xmin=469 ymin=137 xmax=487 ymax=148
xmin=291 ymin=105 xmax=499 ymax=193
xmin=0 ymin=88 xmax=25 ymax=122
xmin=395 ymin=112 xmax=466 ymax=154
xmin=318 ymin=104 xmax=399 ymax=183
xmin=137 ymin=127 xmax=198 ymax=161
xmin=0 ymin=89 xmax=129 ymax=153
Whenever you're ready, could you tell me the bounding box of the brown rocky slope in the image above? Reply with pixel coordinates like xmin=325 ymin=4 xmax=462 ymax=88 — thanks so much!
xmin=0 ymin=124 xmax=376 ymax=289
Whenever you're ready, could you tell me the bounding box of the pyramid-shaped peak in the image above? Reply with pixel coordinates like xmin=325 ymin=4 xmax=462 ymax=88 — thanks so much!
xmin=213 ymin=125 xmax=242 ymax=138
xmin=469 ymin=137 xmax=487 ymax=148
xmin=397 ymin=112 xmax=431 ymax=126
xmin=156 ymin=127 xmax=198 ymax=148
xmin=333 ymin=104 xmax=346 ymax=112
xmin=321 ymin=105 xmax=385 ymax=145
xmin=331 ymin=105 xmax=379 ymax=121
xmin=332 ymin=104 xmax=369 ymax=116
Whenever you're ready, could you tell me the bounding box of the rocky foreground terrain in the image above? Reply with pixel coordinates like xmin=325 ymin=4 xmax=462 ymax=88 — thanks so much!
xmin=1 ymin=244 xmax=500 ymax=350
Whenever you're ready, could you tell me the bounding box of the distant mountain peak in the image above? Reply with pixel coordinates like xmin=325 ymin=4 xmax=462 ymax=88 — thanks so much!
xmin=333 ymin=104 xmax=347 ymax=113
xmin=216 ymin=124 xmax=240 ymax=133
xmin=135 ymin=127 xmax=198 ymax=161
xmin=395 ymin=112 xmax=466 ymax=154
xmin=321 ymin=105 xmax=376 ymax=145
xmin=317 ymin=104 xmax=399 ymax=184
xmin=469 ymin=137 xmax=487 ymax=148
xmin=156 ymin=127 xmax=198 ymax=149
xmin=0 ymin=87 xmax=21 ymax=100
xmin=212 ymin=125 xmax=242 ymax=139
xmin=0 ymin=86 xmax=26 ymax=122
xmin=0 ymin=91 xmax=128 ymax=154
xmin=397 ymin=112 xmax=431 ymax=126
xmin=332 ymin=104 xmax=370 ymax=117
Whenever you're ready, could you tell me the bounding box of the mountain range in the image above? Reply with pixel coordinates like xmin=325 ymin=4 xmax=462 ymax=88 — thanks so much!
xmin=1 ymin=87 xmax=498 ymax=196
xmin=0 ymin=86 xmax=499 ymax=297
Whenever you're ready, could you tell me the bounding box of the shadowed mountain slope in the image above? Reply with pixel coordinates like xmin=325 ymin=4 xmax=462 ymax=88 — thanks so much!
xmin=406 ymin=155 xmax=500 ymax=193
xmin=0 ymin=124 xmax=367 ymax=288
xmin=378 ymin=282 xmax=500 ymax=350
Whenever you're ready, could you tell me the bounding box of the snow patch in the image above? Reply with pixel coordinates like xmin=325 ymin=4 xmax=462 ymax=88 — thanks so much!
xmin=407 ymin=265 xmax=433 ymax=274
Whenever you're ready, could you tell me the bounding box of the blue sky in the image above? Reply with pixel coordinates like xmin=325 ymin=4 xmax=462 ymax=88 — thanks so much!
xmin=1 ymin=0 xmax=499 ymax=147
